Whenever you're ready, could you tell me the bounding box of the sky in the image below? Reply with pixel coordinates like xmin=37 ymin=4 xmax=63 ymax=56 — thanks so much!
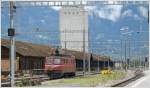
xmin=1 ymin=1 xmax=149 ymax=60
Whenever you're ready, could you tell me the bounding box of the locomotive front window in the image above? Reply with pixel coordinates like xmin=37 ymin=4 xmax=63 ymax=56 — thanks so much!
xmin=54 ymin=59 xmax=61 ymax=64
xmin=46 ymin=58 xmax=53 ymax=64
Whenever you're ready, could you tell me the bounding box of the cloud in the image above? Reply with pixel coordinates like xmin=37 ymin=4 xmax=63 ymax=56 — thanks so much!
xmin=120 ymin=26 xmax=129 ymax=31
xmin=40 ymin=19 xmax=45 ymax=23
xmin=121 ymin=31 xmax=133 ymax=35
xmin=122 ymin=9 xmax=141 ymax=20
xmin=133 ymin=14 xmax=141 ymax=20
xmin=85 ymin=6 xmax=97 ymax=11
xmin=139 ymin=6 xmax=148 ymax=18
xmin=122 ymin=9 xmax=133 ymax=17
xmin=114 ymin=40 xmax=120 ymax=42
xmin=143 ymin=44 xmax=148 ymax=48
xmin=85 ymin=6 xmax=97 ymax=17
xmin=119 ymin=26 xmax=133 ymax=36
xmin=95 ymin=33 xmax=104 ymax=40
xmin=107 ymin=39 xmax=113 ymax=42
xmin=37 ymin=34 xmax=48 ymax=40
xmin=102 ymin=5 xmax=122 ymax=22
xmin=51 ymin=5 xmax=122 ymax=22
xmin=86 ymin=5 xmax=123 ymax=22
xmin=51 ymin=6 xmax=61 ymax=11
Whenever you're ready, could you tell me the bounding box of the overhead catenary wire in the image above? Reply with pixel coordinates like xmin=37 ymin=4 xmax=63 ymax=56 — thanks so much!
xmin=1 ymin=0 xmax=149 ymax=8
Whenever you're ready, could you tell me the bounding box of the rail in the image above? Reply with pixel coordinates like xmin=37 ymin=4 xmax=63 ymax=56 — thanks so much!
xmin=111 ymin=70 xmax=144 ymax=87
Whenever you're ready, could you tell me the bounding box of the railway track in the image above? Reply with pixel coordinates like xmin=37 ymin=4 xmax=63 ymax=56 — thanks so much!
xmin=1 ymin=71 xmax=99 ymax=87
xmin=1 ymin=75 xmax=50 ymax=87
xmin=2 ymin=70 xmax=143 ymax=87
xmin=111 ymin=70 xmax=144 ymax=87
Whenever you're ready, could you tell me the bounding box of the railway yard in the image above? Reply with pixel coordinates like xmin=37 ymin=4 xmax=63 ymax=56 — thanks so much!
xmin=1 ymin=38 xmax=147 ymax=87
xmin=1 ymin=0 xmax=149 ymax=87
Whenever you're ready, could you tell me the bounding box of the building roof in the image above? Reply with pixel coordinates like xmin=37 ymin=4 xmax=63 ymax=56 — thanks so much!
xmin=1 ymin=39 xmax=52 ymax=57
xmin=1 ymin=39 xmax=110 ymax=61
xmin=65 ymin=50 xmax=110 ymax=61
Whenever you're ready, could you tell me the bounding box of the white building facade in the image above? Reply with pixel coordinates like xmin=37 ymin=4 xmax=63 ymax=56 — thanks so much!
xmin=59 ymin=6 xmax=88 ymax=52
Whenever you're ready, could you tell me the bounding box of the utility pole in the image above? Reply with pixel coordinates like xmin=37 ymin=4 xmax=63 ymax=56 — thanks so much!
xmin=107 ymin=56 xmax=109 ymax=69
xmin=121 ymin=39 xmax=123 ymax=70
xmin=88 ymin=53 xmax=91 ymax=74
xmin=145 ymin=57 xmax=148 ymax=70
xmin=103 ymin=55 xmax=106 ymax=68
xmin=83 ymin=27 xmax=86 ymax=75
xmin=64 ymin=29 xmax=67 ymax=54
xmin=98 ymin=56 xmax=100 ymax=72
xmin=147 ymin=5 xmax=150 ymax=70
xmin=128 ymin=39 xmax=130 ymax=69
xmin=9 ymin=1 xmax=16 ymax=87
xmin=134 ymin=40 xmax=136 ymax=70
xmin=125 ymin=40 xmax=127 ymax=71
xmin=82 ymin=8 xmax=86 ymax=76
xmin=138 ymin=56 xmax=141 ymax=69
xmin=88 ymin=32 xmax=90 ymax=74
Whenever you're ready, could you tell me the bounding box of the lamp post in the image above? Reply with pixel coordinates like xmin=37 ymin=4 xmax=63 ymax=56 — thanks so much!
xmin=120 ymin=26 xmax=132 ymax=71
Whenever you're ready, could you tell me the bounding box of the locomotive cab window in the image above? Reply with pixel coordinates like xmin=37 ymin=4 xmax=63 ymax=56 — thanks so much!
xmin=46 ymin=57 xmax=53 ymax=64
xmin=54 ymin=59 xmax=61 ymax=64
xmin=66 ymin=60 xmax=68 ymax=63
xmin=64 ymin=59 xmax=67 ymax=64
xmin=62 ymin=59 xmax=65 ymax=64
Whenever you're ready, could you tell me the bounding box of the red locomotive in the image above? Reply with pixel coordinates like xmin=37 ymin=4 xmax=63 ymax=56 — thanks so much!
xmin=44 ymin=48 xmax=76 ymax=78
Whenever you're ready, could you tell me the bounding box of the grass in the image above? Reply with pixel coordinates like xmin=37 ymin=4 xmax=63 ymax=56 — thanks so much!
xmin=43 ymin=71 xmax=127 ymax=87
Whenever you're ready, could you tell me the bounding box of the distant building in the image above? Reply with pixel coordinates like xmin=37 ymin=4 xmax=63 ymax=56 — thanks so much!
xmin=59 ymin=6 xmax=88 ymax=52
